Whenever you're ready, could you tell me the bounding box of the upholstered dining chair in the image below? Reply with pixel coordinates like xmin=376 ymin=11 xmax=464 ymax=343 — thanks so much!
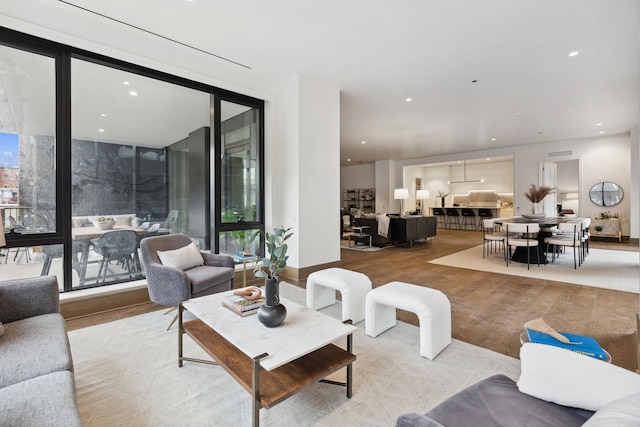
xmin=544 ymin=222 xmax=582 ymax=269
xmin=140 ymin=234 xmax=235 ymax=329
xmin=504 ymin=222 xmax=541 ymax=270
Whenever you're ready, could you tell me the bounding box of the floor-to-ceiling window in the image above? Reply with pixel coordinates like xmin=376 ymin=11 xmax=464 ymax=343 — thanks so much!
xmin=0 ymin=27 xmax=264 ymax=292
xmin=218 ymin=100 xmax=263 ymax=258
xmin=0 ymin=41 xmax=65 ymax=285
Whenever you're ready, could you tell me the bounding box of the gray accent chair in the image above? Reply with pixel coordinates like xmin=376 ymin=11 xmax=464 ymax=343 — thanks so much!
xmin=140 ymin=234 xmax=235 ymax=328
xmin=0 ymin=276 xmax=82 ymax=427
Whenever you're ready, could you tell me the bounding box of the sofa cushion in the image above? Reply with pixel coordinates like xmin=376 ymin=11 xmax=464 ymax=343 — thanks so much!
xmin=583 ymin=392 xmax=640 ymax=426
xmin=0 ymin=370 xmax=81 ymax=427
xmin=157 ymin=242 xmax=203 ymax=271
xmin=396 ymin=374 xmax=593 ymax=427
xmin=0 ymin=313 xmax=73 ymax=388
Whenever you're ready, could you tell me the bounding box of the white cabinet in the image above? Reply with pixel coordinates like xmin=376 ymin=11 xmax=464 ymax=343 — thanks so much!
xmin=590 ymin=218 xmax=621 ymax=242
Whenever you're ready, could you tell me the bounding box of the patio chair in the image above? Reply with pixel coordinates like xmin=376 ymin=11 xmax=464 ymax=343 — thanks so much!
xmin=90 ymin=230 xmax=139 ymax=283
xmin=139 ymin=234 xmax=235 ymax=329
xmin=155 ymin=210 xmax=179 ymax=234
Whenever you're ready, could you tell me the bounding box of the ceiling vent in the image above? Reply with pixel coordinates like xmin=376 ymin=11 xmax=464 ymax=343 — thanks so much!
xmin=547 ymin=150 xmax=573 ymax=158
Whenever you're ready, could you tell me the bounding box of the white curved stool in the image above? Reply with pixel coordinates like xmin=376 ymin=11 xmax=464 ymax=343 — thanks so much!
xmin=306 ymin=268 xmax=372 ymax=324
xmin=365 ymin=281 xmax=451 ymax=360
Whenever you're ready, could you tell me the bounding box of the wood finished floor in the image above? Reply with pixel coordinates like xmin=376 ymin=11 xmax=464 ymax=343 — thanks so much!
xmin=66 ymin=228 xmax=639 ymax=371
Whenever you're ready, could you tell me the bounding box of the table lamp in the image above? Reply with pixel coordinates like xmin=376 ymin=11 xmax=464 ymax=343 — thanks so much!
xmin=416 ymin=190 xmax=430 ymax=215
xmin=394 ymin=188 xmax=409 ymax=217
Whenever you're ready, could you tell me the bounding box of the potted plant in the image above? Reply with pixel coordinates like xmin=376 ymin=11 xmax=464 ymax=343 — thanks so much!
xmin=253 ymin=226 xmax=293 ymax=327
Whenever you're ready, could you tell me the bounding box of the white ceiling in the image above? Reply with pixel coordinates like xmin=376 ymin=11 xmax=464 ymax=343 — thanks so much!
xmin=1 ymin=0 xmax=638 ymax=164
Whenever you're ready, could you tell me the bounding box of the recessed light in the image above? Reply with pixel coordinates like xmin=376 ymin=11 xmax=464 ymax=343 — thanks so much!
xmin=513 ymin=112 xmax=521 ymax=116
xmin=568 ymin=51 xmax=579 ymax=57
xmin=129 ymin=91 xmax=138 ymax=96
xmin=457 ymin=161 xmax=462 ymax=164
xmin=361 ymin=141 xmax=366 ymax=144
xmin=599 ymin=130 xmax=605 ymax=134
xmin=596 ymin=123 xmax=603 ymax=126
xmin=100 ymin=113 xmax=106 ymax=117
xmin=491 ymin=138 xmax=496 ymax=141
xmin=405 ymin=98 xmax=412 ymax=102
xmin=123 ymin=81 xmax=130 ymax=85
xmin=98 ymin=129 xmax=105 ymax=132
xmin=486 ymin=158 xmax=491 ymax=161
xmin=347 ymin=159 xmax=351 ymax=162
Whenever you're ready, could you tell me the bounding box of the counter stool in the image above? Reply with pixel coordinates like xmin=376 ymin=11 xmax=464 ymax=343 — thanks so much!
xmin=365 ymin=281 xmax=451 ymax=360
xmin=461 ymin=208 xmax=477 ymax=230
xmin=445 ymin=208 xmax=460 ymax=229
xmin=306 ymin=267 xmax=372 ymax=324
xmin=432 ymin=208 xmax=446 ymax=228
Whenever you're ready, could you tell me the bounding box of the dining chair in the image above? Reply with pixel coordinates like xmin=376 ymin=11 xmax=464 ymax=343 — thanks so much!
xmin=505 ymin=222 xmax=541 ymax=269
xmin=482 ymin=219 xmax=510 ymax=259
xmin=544 ymin=223 xmax=581 ymax=268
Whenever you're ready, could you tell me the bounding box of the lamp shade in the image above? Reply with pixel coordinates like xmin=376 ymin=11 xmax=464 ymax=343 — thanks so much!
xmin=416 ymin=190 xmax=430 ymax=200
xmin=394 ymin=188 xmax=409 ymax=200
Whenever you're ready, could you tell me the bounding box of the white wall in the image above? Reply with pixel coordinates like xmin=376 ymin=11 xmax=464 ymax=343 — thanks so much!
xmin=296 ymin=76 xmax=341 ymax=268
xmin=340 ymin=163 xmax=375 ymax=191
xmin=390 ymin=133 xmax=635 ymax=237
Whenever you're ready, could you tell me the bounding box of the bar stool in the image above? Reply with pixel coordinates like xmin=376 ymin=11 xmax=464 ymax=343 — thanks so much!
xmin=461 ymin=208 xmax=477 ymax=230
xmin=445 ymin=208 xmax=460 ymax=229
xmin=432 ymin=208 xmax=446 ymax=228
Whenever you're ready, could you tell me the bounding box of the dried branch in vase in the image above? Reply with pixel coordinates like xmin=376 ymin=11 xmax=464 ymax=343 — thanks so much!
xmin=524 ymin=184 xmax=554 ymax=203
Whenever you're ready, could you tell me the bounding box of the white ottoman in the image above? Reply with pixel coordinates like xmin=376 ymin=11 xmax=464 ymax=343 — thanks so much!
xmin=365 ymin=281 xmax=451 ymax=360
xmin=306 ymin=268 xmax=372 ymax=324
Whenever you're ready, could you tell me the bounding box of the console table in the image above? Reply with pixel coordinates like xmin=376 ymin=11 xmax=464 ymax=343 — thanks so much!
xmin=389 ymin=216 xmax=437 ymax=246
xmin=590 ymin=218 xmax=621 ymax=242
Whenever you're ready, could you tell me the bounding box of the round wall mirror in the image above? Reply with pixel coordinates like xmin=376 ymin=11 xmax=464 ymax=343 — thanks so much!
xmin=589 ymin=182 xmax=624 ymax=207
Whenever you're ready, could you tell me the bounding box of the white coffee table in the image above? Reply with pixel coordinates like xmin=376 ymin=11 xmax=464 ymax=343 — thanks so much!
xmin=179 ymin=288 xmax=357 ymax=427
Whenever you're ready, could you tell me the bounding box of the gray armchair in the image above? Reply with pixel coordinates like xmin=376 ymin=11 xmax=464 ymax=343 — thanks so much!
xmin=139 ymin=234 xmax=235 ymax=328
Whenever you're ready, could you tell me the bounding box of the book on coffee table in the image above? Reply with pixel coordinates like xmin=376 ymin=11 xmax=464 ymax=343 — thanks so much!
xmin=222 ymin=294 xmax=265 ymax=314
xmin=222 ymin=303 xmax=261 ymax=317
xmin=526 ymin=329 xmax=608 ymax=361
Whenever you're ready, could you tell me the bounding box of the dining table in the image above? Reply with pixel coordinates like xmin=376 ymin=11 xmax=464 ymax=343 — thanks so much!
xmin=493 ymin=216 xmax=571 ymax=264
xmin=71 ymin=226 xmax=148 ymax=285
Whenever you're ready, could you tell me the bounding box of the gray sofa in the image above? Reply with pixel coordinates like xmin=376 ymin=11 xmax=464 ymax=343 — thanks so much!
xmin=397 ymin=341 xmax=640 ymax=427
xmin=396 ymin=374 xmax=593 ymax=427
xmin=0 ymin=276 xmax=82 ymax=427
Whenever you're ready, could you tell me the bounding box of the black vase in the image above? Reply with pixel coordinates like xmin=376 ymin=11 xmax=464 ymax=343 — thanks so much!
xmin=441 ymin=198 xmax=445 ymax=208
xmin=257 ymin=277 xmax=287 ymax=327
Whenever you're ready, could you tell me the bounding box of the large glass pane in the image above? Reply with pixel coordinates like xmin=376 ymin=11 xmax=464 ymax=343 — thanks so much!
xmin=219 ymin=100 xmax=262 ymax=258
xmin=0 ymin=44 xmax=58 ymax=284
xmin=71 ymin=58 xmax=209 ymax=288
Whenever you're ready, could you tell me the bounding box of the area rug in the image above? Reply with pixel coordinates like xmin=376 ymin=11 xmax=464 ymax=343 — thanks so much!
xmin=68 ymin=283 xmax=520 ymax=427
xmin=429 ymin=245 xmax=639 ymax=294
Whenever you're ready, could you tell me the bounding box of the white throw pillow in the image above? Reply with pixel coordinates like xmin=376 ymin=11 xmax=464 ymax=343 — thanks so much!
xmin=114 ymin=214 xmax=134 ymax=226
xmin=583 ymin=392 xmax=640 ymax=426
xmin=0 ymin=321 xmax=4 ymax=337
xmin=517 ymin=343 xmax=640 ymax=411
xmin=157 ymin=242 xmax=203 ymax=270
xmin=72 ymin=216 xmax=89 ymax=228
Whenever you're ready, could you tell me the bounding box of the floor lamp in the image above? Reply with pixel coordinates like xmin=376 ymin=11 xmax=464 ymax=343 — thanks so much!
xmin=416 ymin=189 xmax=430 ymax=215
xmin=394 ymin=188 xmax=409 ymax=217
